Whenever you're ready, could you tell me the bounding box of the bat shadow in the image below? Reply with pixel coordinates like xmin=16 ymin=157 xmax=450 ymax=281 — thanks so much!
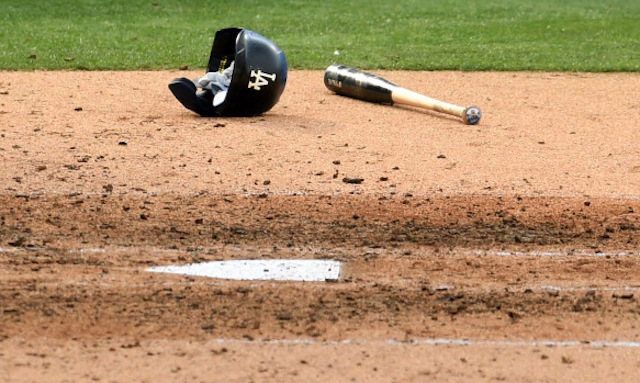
xmin=393 ymin=104 xmax=464 ymax=125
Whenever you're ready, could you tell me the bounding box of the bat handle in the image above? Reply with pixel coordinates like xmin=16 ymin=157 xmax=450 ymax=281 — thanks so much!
xmin=391 ymin=87 xmax=481 ymax=125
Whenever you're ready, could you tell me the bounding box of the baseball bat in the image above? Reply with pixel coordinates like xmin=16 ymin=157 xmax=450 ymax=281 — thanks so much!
xmin=323 ymin=64 xmax=481 ymax=125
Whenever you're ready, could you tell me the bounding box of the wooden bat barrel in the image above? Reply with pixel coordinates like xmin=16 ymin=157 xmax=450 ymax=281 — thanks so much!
xmin=323 ymin=64 xmax=397 ymax=104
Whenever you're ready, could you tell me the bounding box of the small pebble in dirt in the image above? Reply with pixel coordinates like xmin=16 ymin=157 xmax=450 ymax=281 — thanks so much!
xmin=343 ymin=177 xmax=364 ymax=184
xmin=561 ymin=356 xmax=574 ymax=364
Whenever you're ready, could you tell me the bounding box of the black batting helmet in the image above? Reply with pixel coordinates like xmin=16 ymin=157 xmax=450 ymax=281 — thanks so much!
xmin=168 ymin=27 xmax=288 ymax=117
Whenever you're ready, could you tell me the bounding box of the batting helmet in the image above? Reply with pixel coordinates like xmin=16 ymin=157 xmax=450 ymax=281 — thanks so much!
xmin=169 ymin=27 xmax=288 ymax=117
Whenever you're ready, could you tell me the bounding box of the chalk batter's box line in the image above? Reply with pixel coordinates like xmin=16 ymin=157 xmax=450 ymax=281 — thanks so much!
xmin=210 ymin=337 xmax=640 ymax=349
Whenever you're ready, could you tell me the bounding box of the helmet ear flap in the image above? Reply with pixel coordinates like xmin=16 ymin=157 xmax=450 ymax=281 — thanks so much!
xmin=206 ymin=28 xmax=242 ymax=74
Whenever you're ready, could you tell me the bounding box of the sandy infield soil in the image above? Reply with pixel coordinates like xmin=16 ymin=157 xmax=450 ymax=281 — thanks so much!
xmin=1 ymin=70 xmax=640 ymax=382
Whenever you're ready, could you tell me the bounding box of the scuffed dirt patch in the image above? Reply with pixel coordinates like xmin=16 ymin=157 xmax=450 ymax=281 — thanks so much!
xmin=2 ymin=194 xmax=640 ymax=344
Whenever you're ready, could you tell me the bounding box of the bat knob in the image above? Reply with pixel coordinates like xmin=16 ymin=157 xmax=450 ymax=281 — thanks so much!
xmin=463 ymin=106 xmax=481 ymax=125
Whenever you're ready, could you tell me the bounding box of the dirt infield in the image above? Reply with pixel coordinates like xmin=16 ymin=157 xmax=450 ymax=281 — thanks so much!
xmin=1 ymin=70 xmax=640 ymax=382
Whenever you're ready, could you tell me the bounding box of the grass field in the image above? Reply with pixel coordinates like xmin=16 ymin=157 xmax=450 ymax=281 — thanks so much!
xmin=1 ymin=0 xmax=638 ymax=71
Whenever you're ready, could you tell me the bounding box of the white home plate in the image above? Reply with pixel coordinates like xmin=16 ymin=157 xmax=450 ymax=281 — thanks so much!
xmin=147 ymin=259 xmax=341 ymax=282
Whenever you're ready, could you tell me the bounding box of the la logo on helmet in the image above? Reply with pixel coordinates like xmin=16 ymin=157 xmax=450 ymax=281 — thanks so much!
xmin=248 ymin=69 xmax=277 ymax=91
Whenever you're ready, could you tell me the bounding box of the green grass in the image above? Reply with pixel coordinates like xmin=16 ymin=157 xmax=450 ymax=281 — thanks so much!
xmin=1 ymin=0 xmax=638 ymax=71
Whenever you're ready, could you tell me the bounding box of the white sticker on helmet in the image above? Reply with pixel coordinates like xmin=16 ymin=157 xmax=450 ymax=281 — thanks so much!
xmin=213 ymin=90 xmax=228 ymax=107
